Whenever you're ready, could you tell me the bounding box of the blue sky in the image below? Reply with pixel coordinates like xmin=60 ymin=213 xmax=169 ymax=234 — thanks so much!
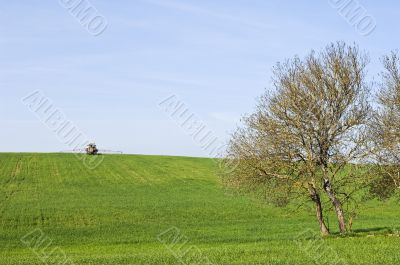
xmin=0 ymin=0 xmax=398 ymax=156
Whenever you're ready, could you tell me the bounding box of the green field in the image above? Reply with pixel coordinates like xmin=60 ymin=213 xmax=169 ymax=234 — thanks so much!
xmin=1 ymin=153 xmax=400 ymax=264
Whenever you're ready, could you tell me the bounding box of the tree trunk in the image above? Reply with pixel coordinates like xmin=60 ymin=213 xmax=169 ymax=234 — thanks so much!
xmin=323 ymin=179 xmax=346 ymax=234
xmin=309 ymin=184 xmax=330 ymax=236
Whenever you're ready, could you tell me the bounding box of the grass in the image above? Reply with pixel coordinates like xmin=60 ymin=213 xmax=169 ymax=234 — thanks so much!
xmin=0 ymin=153 xmax=400 ymax=264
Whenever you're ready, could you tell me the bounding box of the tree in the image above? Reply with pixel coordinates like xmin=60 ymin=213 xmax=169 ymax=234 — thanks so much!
xmin=369 ymin=52 xmax=400 ymax=198
xmin=223 ymin=42 xmax=371 ymax=235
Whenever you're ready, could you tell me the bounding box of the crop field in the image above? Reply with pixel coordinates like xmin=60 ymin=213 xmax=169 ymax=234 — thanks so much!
xmin=1 ymin=153 xmax=400 ymax=264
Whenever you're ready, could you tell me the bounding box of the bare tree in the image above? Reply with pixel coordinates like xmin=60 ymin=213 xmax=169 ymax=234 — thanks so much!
xmin=223 ymin=42 xmax=371 ymax=235
xmin=369 ymin=52 xmax=400 ymax=198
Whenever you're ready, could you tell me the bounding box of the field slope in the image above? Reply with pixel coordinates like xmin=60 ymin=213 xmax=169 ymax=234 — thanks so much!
xmin=0 ymin=153 xmax=400 ymax=264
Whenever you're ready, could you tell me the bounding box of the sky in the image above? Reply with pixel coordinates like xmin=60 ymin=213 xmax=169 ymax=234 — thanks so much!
xmin=0 ymin=0 xmax=398 ymax=157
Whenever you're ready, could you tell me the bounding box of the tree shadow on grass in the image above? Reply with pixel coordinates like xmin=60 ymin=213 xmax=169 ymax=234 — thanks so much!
xmin=329 ymin=227 xmax=400 ymax=238
xmin=353 ymin=227 xmax=390 ymax=233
